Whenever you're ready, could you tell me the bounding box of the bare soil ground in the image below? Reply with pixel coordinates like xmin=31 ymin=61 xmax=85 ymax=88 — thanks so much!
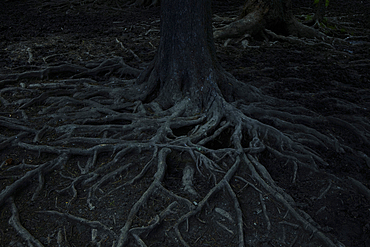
xmin=0 ymin=0 xmax=369 ymax=246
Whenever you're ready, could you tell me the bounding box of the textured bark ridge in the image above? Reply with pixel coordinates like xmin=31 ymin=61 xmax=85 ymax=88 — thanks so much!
xmin=0 ymin=0 xmax=369 ymax=246
xmin=133 ymin=0 xmax=221 ymax=111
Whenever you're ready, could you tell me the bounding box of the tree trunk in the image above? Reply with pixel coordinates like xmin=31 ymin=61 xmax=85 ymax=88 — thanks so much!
xmin=314 ymin=0 xmax=327 ymax=23
xmin=240 ymin=0 xmax=293 ymax=35
xmin=305 ymin=0 xmax=327 ymax=26
xmin=124 ymin=0 xmax=264 ymax=116
xmin=132 ymin=0 xmax=238 ymax=114
xmin=214 ymin=0 xmax=325 ymax=40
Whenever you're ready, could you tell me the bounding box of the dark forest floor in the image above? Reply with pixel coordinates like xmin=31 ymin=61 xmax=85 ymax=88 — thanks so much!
xmin=0 ymin=0 xmax=370 ymax=246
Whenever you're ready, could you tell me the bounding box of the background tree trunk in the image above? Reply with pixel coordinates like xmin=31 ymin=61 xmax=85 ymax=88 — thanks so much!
xmin=314 ymin=0 xmax=327 ymax=22
xmin=214 ymin=0 xmax=325 ymax=40
xmin=240 ymin=0 xmax=293 ymax=35
xmin=305 ymin=0 xmax=327 ymax=26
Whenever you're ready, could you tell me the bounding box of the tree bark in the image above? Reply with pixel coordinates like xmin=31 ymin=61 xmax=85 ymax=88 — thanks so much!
xmin=133 ymin=0 xmax=232 ymax=114
xmin=125 ymin=0 xmax=262 ymax=117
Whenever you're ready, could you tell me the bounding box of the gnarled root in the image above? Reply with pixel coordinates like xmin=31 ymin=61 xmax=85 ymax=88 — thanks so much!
xmin=0 ymin=58 xmax=368 ymax=246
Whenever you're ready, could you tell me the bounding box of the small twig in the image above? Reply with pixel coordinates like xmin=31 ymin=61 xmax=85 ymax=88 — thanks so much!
xmin=31 ymin=172 xmax=44 ymax=201
xmin=259 ymin=193 xmax=271 ymax=232
xmin=116 ymin=38 xmax=141 ymax=63
xmin=26 ymin=47 xmax=34 ymax=64
xmin=317 ymin=181 xmax=332 ymax=200
xmin=279 ymin=220 xmax=300 ymax=229
xmin=292 ymin=160 xmax=298 ymax=184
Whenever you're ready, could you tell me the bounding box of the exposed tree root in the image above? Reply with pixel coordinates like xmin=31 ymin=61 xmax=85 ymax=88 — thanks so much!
xmin=212 ymin=0 xmax=351 ymax=47
xmin=8 ymin=197 xmax=44 ymax=247
xmin=0 ymin=55 xmax=369 ymax=247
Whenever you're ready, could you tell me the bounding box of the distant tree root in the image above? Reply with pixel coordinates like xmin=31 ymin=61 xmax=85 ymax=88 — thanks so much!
xmin=213 ymin=0 xmax=330 ymax=44
xmin=0 ymin=58 xmax=368 ymax=246
xmin=0 ymin=57 xmax=140 ymax=89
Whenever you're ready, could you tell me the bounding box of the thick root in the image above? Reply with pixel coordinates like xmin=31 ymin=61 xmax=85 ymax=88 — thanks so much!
xmin=0 ymin=57 xmax=367 ymax=246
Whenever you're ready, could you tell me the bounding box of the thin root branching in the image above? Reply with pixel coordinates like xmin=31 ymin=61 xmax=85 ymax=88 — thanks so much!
xmin=0 ymin=58 xmax=368 ymax=247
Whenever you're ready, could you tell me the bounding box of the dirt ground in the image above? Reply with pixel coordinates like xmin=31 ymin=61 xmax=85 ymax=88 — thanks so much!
xmin=0 ymin=0 xmax=369 ymax=246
